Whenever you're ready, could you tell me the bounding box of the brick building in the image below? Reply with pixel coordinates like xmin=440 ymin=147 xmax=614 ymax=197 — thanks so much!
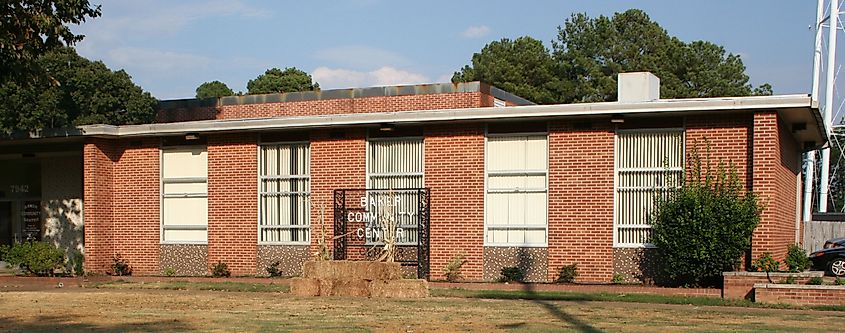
xmin=0 ymin=73 xmax=826 ymax=282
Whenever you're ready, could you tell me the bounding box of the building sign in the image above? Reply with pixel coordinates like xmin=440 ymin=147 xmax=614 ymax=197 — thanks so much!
xmin=22 ymin=201 xmax=41 ymax=241
xmin=333 ymin=188 xmax=431 ymax=280
xmin=348 ymin=195 xmax=416 ymax=244
xmin=0 ymin=160 xmax=41 ymax=199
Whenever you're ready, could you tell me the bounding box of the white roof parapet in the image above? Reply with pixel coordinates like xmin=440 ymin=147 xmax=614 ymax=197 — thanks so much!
xmin=78 ymin=94 xmax=822 ymax=148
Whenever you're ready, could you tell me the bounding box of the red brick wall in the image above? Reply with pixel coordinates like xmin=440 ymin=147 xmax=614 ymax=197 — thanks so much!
xmin=425 ymin=124 xmax=486 ymax=281
xmin=722 ymin=272 xmax=822 ymax=300
xmin=754 ymin=285 xmax=845 ymax=306
xmin=112 ymin=139 xmax=160 ymax=275
xmin=217 ymin=92 xmax=484 ymax=120
xmin=685 ymin=113 xmax=752 ymax=188
xmin=83 ymin=139 xmax=117 ymax=272
xmin=547 ymin=120 xmax=615 ymax=283
xmin=308 ymin=129 xmax=367 ymax=255
xmin=207 ymin=133 xmax=259 ymax=275
xmin=752 ymin=112 xmax=801 ymax=262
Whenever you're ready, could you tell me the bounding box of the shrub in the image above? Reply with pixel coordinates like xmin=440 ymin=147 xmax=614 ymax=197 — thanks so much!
xmin=67 ymin=251 xmax=84 ymax=277
xmin=163 ymin=267 xmax=176 ymax=277
xmin=212 ymin=261 xmax=231 ymax=278
xmin=782 ymin=276 xmax=797 ymax=284
xmin=808 ymin=277 xmax=824 ymax=285
xmin=751 ymin=253 xmax=781 ymax=273
xmin=836 ymin=277 xmax=845 ymax=286
xmin=111 ymin=254 xmax=132 ymax=276
xmin=784 ymin=244 xmax=811 ymax=273
xmin=443 ymin=254 xmax=466 ymax=282
xmin=0 ymin=241 xmax=64 ymax=276
xmin=266 ymin=261 xmax=282 ymax=277
xmin=611 ymin=273 xmax=625 ymax=284
xmin=556 ymin=263 xmax=578 ymax=283
xmin=651 ymin=143 xmax=762 ymax=287
xmin=498 ymin=266 xmax=524 ymax=283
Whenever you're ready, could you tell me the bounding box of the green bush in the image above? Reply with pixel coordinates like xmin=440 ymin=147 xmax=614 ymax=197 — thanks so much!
xmin=835 ymin=277 xmax=845 ymax=286
xmin=556 ymin=263 xmax=578 ymax=283
xmin=784 ymin=244 xmax=811 ymax=273
xmin=265 ymin=261 xmax=282 ymax=277
xmin=1 ymin=241 xmax=65 ymax=276
xmin=212 ymin=261 xmax=231 ymax=278
xmin=751 ymin=253 xmax=781 ymax=273
xmin=498 ymin=266 xmax=524 ymax=283
xmin=651 ymin=143 xmax=762 ymax=287
xmin=163 ymin=267 xmax=176 ymax=277
xmin=611 ymin=273 xmax=625 ymax=284
xmin=443 ymin=254 xmax=466 ymax=282
xmin=808 ymin=277 xmax=824 ymax=285
xmin=111 ymin=254 xmax=132 ymax=276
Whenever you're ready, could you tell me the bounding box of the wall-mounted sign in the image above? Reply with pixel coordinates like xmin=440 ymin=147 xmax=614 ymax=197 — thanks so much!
xmin=22 ymin=201 xmax=40 ymax=241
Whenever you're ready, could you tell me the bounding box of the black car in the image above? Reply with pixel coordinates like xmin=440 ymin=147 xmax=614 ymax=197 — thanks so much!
xmin=810 ymin=238 xmax=845 ymax=276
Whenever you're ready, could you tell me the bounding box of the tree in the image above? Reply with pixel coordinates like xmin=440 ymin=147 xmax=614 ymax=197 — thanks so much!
xmin=454 ymin=9 xmax=771 ymax=104
xmin=246 ymin=67 xmax=319 ymax=95
xmin=0 ymin=0 xmax=101 ymax=84
xmin=0 ymin=47 xmax=157 ymax=133
xmin=452 ymin=37 xmax=559 ymax=104
xmin=195 ymin=80 xmax=234 ymax=99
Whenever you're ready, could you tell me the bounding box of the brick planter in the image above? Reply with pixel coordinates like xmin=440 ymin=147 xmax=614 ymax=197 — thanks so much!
xmin=722 ymin=271 xmax=824 ymax=300
xmin=754 ymin=283 xmax=845 ymax=306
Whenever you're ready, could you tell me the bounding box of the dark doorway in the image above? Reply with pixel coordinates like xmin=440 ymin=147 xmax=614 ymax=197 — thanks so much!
xmin=0 ymin=202 xmax=12 ymax=246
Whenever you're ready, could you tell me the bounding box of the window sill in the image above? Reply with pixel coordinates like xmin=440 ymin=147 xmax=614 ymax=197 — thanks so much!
xmin=483 ymin=243 xmax=548 ymax=248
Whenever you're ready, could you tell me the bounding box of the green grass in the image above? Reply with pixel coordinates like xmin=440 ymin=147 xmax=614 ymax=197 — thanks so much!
xmin=94 ymin=280 xmax=289 ymax=293
xmin=431 ymin=288 xmax=845 ymax=312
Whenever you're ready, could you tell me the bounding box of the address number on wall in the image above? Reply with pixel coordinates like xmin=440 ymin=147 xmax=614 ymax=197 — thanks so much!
xmin=9 ymin=185 xmax=29 ymax=193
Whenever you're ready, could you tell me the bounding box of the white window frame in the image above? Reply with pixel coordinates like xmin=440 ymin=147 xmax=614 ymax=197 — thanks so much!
xmin=613 ymin=128 xmax=685 ymax=248
xmin=160 ymin=145 xmax=208 ymax=245
xmin=483 ymin=129 xmax=549 ymax=247
xmin=257 ymin=141 xmax=311 ymax=245
xmin=365 ymin=136 xmax=425 ymax=246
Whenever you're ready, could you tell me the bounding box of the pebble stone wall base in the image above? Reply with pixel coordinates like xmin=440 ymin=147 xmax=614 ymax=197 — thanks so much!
xmin=483 ymin=247 xmax=548 ymax=283
xmin=257 ymin=245 xmax=310 ymax=277
xmin=159 ymin=244 xmax=208 ymax=276
xmin=612 ymin=248 xmax=662 ymax=284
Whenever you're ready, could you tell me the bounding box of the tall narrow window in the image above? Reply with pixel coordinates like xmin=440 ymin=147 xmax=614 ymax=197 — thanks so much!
xmin=367 ymin=137 xmax=424 ymax=245
xmin=614 ymin=129 xmax=684 ymax=247
xmin=485 ymin=134 xmax=548 ymax=246
xmin=259 ymin=143 xmax=310 ymax=244
xmin=161 ymin=146 xmax=208 ymax=243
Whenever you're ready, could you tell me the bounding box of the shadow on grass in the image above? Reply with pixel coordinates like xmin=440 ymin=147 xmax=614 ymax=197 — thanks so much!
xmin=517 ymin=249 xmax=604 ymax=333
xmin=0 ymin=315 xmax=192 ymax=332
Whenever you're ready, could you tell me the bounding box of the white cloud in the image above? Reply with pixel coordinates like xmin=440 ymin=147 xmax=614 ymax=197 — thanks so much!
xmin=461 ymin=25 xmax=491 ymax=38
xmin=314 ymin=46 xmax=410 ymax=69
xmin=312 ymin=66 xmax=431 ymax=89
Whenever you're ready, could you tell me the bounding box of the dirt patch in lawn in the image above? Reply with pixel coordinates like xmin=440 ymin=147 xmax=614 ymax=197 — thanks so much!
xmin=0 ymin=289 xmax=841 ymax=332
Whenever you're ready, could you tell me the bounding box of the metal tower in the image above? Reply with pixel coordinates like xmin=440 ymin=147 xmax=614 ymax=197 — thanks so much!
xmin=806 ymin=0 xmax=843 ymax=219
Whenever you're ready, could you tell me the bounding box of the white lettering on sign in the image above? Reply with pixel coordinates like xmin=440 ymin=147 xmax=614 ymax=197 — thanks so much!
xmin=9 ymin=185 xmax=29 ymax=193
xmin=351 ymin=195 xmax=415 ymax=243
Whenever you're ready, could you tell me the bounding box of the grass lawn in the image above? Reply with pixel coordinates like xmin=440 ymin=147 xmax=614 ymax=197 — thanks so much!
xmin=0 ymin=282 xmax=841 ymax=332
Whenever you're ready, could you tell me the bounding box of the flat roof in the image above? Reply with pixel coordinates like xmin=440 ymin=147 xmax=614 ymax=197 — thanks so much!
xmin=2 ymin=94 xmax=825 ymax=150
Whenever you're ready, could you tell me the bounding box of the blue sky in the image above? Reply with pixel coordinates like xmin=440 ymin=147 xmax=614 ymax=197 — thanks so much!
xmin=72 ymin=1 xmax=820 ymax=100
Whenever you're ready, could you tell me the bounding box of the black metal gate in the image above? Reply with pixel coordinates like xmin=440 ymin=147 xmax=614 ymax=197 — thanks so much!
xmin=333 ymin=188 xmax=430 ymax=280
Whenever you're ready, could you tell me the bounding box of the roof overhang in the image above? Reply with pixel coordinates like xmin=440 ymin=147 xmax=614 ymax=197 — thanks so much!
xmin=0 ymin=94 xmax=821 ymax=150
xmin=78 ymin=94 xmax=825 ymax=150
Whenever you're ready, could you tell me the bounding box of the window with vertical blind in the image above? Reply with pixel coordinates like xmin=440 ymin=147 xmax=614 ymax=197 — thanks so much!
xmin=161 ymin=146 xmax=208 ymax=243
xmin=485 ymin=134 xmax=548 ymax=246
xmin=367 ymin=137 xmax=424 ymax=245
xmin=259 ymin=143 xmax=310 ymax=244
xmin=614 ymin=129 xmax=684 ymax=247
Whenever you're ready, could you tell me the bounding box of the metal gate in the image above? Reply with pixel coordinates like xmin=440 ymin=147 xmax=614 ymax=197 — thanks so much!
xmin=333 ymin=188 xmax=430 ymax=280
